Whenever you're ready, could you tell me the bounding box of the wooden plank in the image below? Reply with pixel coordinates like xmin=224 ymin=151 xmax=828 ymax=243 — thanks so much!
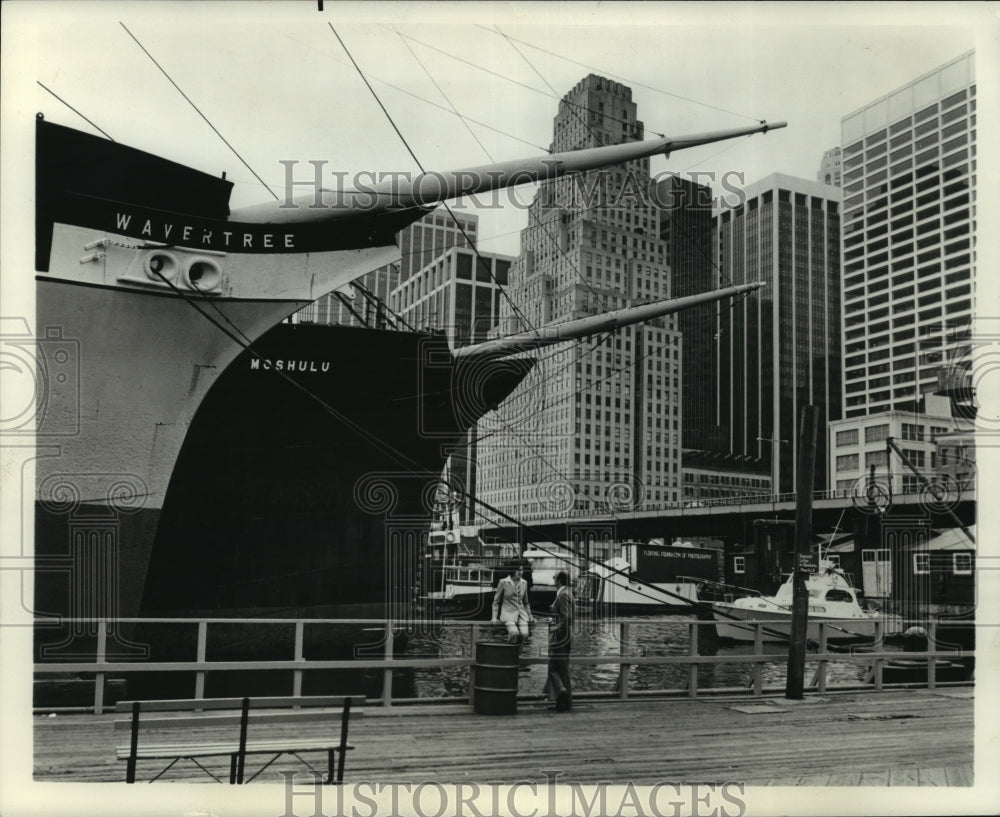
xmin=826 ymin=772 xmax=863 ymax=786
xmin=945 ymin=764 xmax=973 ymax=787
xmin=796 ymin=773 xmax=833 ymax=785
xmin=888 ymin=766 xmax=920 ymax=786
xmin=36 ymin=689 xmax=974 ymax=785
xmin=860 ymin=770 xmax=890 ymax=786
xmin=918 ymin=767 xmax=949 ymax=786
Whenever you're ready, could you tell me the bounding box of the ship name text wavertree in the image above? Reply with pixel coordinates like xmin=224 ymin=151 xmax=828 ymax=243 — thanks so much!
xmin=114 ymin=212 xmax=296 ymax=250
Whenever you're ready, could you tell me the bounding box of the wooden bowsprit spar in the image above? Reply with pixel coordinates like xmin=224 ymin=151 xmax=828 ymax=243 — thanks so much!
xmin=455 ymin=282 xmax=766 ymax=359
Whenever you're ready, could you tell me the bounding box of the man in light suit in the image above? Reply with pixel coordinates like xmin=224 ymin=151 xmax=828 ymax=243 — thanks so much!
xmin=546 ymin=570 xmax=573 ymax=712
xmin=491 ymin=563 xmax=533 ymax=644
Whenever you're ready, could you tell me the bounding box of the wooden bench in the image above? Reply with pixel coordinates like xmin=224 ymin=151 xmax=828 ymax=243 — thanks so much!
xmin=114 ymin=695 xmax=364 ymax=784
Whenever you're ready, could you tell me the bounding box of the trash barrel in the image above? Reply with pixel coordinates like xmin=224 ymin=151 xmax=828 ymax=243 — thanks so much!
xmin=473 ymin=642 xmax=520 ymax=715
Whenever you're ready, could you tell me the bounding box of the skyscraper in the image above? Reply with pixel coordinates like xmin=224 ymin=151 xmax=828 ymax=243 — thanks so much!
xmin=817 ymin=147 xmax=843 ymax=186
xmin=713 ymin=173 xmax=842 ymax=493
xmin=478 ymin=74 xmax=682 ymax=520
xmin=840 ymin=51 xmax=975 ymax=418
xmin=656 ymin=174 xmax=720 ymax=451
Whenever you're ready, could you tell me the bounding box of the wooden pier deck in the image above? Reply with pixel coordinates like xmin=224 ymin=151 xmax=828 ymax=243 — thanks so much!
xmin=33 ymin=687 xmax=973 ymax=786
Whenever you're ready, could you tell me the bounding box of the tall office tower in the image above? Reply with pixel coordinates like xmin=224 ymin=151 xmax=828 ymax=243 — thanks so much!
xmin=397 ymin=210 xmax=478 ymax=280
xmin=291 ymin=210 xmax=478 ymax=325
xmin=817 ymin=147 xmax=843 ymax=186
xmin=478 ymin=74 xmax=682 ymax=522
xmin=656 ymin=174 xmax=722 ymax=451
xmin=390 ymin=246 xmax=513 ymax=344
xmin=713 ymin=173 xmax=842 ymax=494
xmin=840 ymin=51 xmax=975 ymax=418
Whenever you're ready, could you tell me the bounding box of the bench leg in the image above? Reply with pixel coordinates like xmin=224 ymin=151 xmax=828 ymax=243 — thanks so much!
xmin=126 ymin=701 xmax=140 ymax=783
xmin=230 ymin=754 xmax=238 ymax=785
xmin=336 ymin=698 xmax=352 ymax=783
xmin=236 ymin=697 xmax=250 ymax=784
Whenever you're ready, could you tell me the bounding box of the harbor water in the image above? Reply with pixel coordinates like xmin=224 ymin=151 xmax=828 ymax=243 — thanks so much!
xmin=403 ymin=615 xmax=901 ymax=698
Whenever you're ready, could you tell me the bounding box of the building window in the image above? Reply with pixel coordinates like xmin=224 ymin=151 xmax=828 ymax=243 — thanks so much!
xmin=913 ymin=552 xmax=930 ymax=575
xmin=865 ymin=450 xmax=888 ymax=468
xmin=836 ymin=454 xmax=859 ymax=471
xmin=827 ymin=555 xmax=841 ymax=569
xmin=836 ymin=429 xmax=859 ymax=447
xmin=865 ymin=424 xmax=890 ymax=443
xmin=953 ymin=553 xmax=972 ymax=575
xmin=733 ymin=556 xmax=745 ymax=575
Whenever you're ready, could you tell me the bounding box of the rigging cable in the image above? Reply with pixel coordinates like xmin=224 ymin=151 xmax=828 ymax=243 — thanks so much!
xmin=119 ymin=21 xmax=278 ymax=201
xmin=385 ymin=25 xmax=666 ymax=138
xmin=36 ymin=82 xmax=115 ymax=141
xmin=473 ymin=24 xmax=764 ymax=124
xmin=391 ymin=25 xmax=614 ymax=321
xmin=330 ymin=22 xmax=539 ymax=336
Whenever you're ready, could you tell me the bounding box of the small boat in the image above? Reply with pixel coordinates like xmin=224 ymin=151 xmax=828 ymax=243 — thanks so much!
xmin=873 ymin=621 xmax=975 ymax=684
xmin=576 ymin=541 xmax=722 ymax=613
xmin=877 ymin=658 xmax=973 ymax=685
xmin=420 ymin=526 xmax=524 ymax=619
xmin=712 ymin=560 xmax=901 ymax=642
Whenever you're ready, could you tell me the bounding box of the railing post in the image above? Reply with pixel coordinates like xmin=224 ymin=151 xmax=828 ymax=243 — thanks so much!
xmin=94 ymin=619 xmax=107 ymax=715
xmin=927 ymin=619 xmax=938 ymax=690
xmin=381 ymin=621 xmax=394 ymax=708
xmin=752 ymin=623 xmax=763 ymax=696
xmin=293 ymin=621 xmax=304 ymax=701
xmin=618 ymin=622 xmax=630 ymax=700
xmin=194 ymin=621 xmax=208 ymax=702
xmin=815 ymin=622 xmax=828 ymax=693
xmin=687 ymin=621 xmax=699 ymax=699
xmin=468 ymin=623 xmax=480 ymax=705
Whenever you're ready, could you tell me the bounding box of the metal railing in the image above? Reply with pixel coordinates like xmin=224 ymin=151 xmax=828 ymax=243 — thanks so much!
xmin=489 ymin=483 xmax=976 ymax=525
xmin=33 ymin=617 xmax=973 ymax=714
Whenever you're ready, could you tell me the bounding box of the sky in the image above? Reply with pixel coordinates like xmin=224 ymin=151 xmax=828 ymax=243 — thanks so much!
xmin=3 ymin=0 xmax=993 ymax=262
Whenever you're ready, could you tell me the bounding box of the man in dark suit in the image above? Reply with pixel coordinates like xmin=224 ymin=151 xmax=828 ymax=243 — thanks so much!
xmin=546 ymin=570 xmax=573 ymax=711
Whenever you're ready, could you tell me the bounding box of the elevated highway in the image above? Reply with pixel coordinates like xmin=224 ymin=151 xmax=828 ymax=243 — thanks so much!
xmin=481 ymin=488 xmax=976 ymax=547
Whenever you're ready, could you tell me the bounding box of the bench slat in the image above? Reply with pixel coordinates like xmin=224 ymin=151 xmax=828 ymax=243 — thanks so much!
xmin=113 ymin=708 xmax=363 ymax=732
xmin=117 ymin=741 xmax=355 ymax=760
xmin=114 ymin=695 xmax=365 ymax=713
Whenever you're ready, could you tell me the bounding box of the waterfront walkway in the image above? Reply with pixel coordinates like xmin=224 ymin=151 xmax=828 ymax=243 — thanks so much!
xmin=33 ymin=687 xmax=973 ymax=786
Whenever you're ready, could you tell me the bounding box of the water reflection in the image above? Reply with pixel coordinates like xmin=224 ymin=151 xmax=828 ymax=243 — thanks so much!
xmin=406 ymin=615 xmax=899 ymax=698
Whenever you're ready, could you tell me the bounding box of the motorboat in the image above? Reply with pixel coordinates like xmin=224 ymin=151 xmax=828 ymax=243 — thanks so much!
xmin=712 ymin=559 xmax=902 ymax=642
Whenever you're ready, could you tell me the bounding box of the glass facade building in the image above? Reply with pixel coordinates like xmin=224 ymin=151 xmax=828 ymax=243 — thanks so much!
xmin=840 ymin=51 xmax=975 ymax=418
